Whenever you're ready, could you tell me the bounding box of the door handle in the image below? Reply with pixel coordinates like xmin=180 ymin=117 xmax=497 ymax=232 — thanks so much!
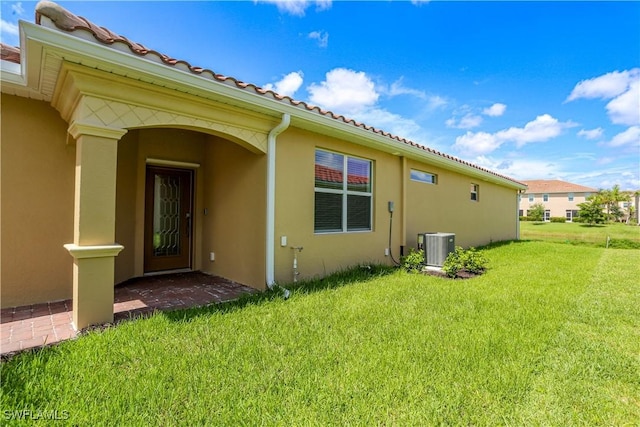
xmin=186 ymin=212 xmax=191 ymax=237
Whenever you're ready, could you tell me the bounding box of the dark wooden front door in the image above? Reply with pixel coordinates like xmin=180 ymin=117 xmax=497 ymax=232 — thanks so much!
xmin=144 ymin=166 xmax=193 ymax=273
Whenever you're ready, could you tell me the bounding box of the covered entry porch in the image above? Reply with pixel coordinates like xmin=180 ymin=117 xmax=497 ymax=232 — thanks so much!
xmin=55 ymin=62 xmax=277 ymax=330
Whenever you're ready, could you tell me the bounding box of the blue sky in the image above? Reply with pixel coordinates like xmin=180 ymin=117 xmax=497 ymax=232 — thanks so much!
xmin=2 ymin=1 xmax=639 ymax=190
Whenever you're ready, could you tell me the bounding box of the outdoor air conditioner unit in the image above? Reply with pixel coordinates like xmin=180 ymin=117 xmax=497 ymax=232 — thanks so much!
xmin=417 ymin=232 xmax=456 ymax=267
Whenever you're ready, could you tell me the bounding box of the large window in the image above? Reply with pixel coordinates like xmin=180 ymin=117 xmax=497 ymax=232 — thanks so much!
xmin=314 ymin=149 xmax=372 ymax=233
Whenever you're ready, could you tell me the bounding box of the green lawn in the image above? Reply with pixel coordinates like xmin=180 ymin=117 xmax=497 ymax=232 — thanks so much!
xmin=2 ymin=242 xmax=639 ymax=425
xmin=521 ymin=221 xmax=640 ymax=248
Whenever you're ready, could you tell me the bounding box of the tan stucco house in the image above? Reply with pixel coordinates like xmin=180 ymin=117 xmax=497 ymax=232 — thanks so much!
xmin=1 ymin=1 xmax=526 ymax=329
xmin=519 ymin=179 xmax=597 ymax=221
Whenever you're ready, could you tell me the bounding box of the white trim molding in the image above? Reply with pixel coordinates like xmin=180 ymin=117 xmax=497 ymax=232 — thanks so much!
xmin=64 ymin=243 xmax=125 ymax=259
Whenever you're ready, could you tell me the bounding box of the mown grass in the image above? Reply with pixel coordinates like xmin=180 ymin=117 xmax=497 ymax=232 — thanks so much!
xmin=521 ymin=221 xmax=640 ymax=249
xmin=1 ymin=242 xmax=639 ymax=425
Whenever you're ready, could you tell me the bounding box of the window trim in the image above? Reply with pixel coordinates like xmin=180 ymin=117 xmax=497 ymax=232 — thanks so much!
xmin=410 ymin=169 xmax=438 ymax=184
xmin=314 ymin=149 xmax=373 ymax=234
xmin=568 ymin=193 xmax=574 ymax=202
xmin=543 ymin=193 xmax=549 ymax=202
xmin=470 ymin=183 xmax=479 ymax=202
xmin=528 ymin=194 xmax=534 ymax=202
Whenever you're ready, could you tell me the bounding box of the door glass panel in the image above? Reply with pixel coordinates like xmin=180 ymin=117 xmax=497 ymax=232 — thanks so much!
xmin=153 ymin=174 xmax=181 ymax=256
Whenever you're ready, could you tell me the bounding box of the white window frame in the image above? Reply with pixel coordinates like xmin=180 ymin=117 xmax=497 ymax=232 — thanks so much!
xmin=314 ymin=149 xmax=373 ymax=234
xmin=568 ymin=193 xmax=574 ymax=202
xmin=410 ymin=169 xmax=437 ymax=184
xmin=470 ymin=183 xmax=479 ymax=202
xmin=543 ymin=193 xmax=549 ymax=202
xmin=528 ymin=194 xmax=534 ymax=202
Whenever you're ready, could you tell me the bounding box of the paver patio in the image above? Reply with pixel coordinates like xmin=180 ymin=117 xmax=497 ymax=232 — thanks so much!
xmin=1 ymin=272 xmax=258 ymax=357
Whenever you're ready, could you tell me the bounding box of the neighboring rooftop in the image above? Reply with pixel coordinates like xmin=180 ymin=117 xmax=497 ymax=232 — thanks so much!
xmin=2 ymin=1 xmax=526 ymax=188
xmin=521 ymin=180 xmax=598 ymax=194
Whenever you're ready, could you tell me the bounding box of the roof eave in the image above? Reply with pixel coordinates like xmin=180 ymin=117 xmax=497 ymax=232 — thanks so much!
xmin=20 ymin=20 xmax=526 ymax=190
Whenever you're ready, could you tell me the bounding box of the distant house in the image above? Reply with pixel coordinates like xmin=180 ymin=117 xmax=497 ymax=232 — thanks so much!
xmin=519 ymin=180 xmax=597 ymax=221
xmin=1 ymin=2 xmax=525 ymax=329
xmin=618 ymin=191 xmax=640 ymax=224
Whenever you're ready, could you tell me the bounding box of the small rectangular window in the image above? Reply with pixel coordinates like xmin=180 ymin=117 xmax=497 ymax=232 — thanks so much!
xmin=568 ymin=193 xmax=574 ymax=202
xmin=410 ymin=169 xmax=437 ymax=184
xmin=543 ymin=193 xmax=549 ymax=202
xmin=470 ymin=184 xmax=479 ymax=201
xmin=528 ymin=194 xmax=534 ymax=202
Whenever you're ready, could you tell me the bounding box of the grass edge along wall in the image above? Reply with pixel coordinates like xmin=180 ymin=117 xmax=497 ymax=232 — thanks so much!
xmin=273 ymin=127 xmax=521 ymax=284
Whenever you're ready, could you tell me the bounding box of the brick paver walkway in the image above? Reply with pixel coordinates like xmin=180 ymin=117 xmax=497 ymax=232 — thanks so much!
xmin=1 ymin=272 xmax=258 ymax=357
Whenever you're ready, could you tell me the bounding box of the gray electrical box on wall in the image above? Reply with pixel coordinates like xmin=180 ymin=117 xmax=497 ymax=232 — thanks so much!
xmin=417 ymin=232 xmax=455 ymax=267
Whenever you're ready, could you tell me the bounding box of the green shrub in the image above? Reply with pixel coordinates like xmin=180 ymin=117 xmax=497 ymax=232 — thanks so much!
xmin=401 ymin=249 xmax=424 ymax=273
xmin=550 ymin=217 xmax=566 ymax=223
xmin=571 ymin=216 xmax=585 ymax=223
xmin=442 ymin=246 xmax=488 ymax=278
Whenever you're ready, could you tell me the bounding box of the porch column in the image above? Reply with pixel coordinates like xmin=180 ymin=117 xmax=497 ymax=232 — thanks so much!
xmin=64 ymin=122 xmax=127 ymax=330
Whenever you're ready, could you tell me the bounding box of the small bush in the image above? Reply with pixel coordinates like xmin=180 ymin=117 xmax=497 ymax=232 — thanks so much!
xmin=571 ymin=217 xmax=585 ymax=223
xmin=550 ymin=217 xmax=566 ymax=223
xmin=401 ymin=249 xmax=424 ymax=273
xmin=442 ymin=246 xmax=488 ymax=278
xmin=519 ymin=216 xmax=535 ymax=222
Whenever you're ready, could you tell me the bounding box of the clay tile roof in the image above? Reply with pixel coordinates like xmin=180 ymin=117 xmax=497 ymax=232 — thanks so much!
xmin=520 ymin=179 xmax=597 ymax=194
xmin=1 ymin=44 xmax=20 ymax=64
xmin=30 ymin=1 xmax=524 ymax=187
xmin=315 ymin=165 xmax=369 ymax=185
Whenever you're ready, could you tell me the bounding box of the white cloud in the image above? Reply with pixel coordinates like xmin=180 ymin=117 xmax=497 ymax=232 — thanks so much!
xmin=474 ymin=155 xmax=639 ymax=190
xmin=308 ymin=30 xmax=329 ymax=48
xmin=258 ymin=0 xmax=331 ymax=16
xmin=426 ymin=95 xmax=448 ymax=110
xmin=446 ymin=113 xmax=483 ymax=129
xmin=483 ymin=103 xmax=506 ymax=117
xmin=608 ymin=126 xmax=640 ymax=148
xmin=567 ymin=68 xmax=640 ymax=126
xmin=308 ymin=68 xmax=378 ymax=115
xmin=606 ymin=79 xmax=640 ymax=126
xmin=473 ymin=156 xmax=562 ymax=180
xmin=11 ymin=2 xmax=24 ymax=15
xmin=263 ymin=71 xmax=304 ymax=97
xmin=0 ymin=18 xmax=19 ymax=39
xmin=388 ymin=79 xmax=426 ymax=99
xmin=386 ymin=78 xmax=448 ymax=110
xmin=453 ymin=114 xmax=576 ymax=156
xmin=454 ymin=132 xmax=501 ymax=156
xmin=567 ymin=69 xmax=638 ymax=101
xmin=577 ymin=128 xmax=604 ymax=140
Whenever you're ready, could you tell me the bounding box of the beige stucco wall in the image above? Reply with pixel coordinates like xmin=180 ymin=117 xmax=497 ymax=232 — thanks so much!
xmin=519 ymin=192 xmax=592 ymax=219
xmin=405 ymin=159 xmax=518 ymax=249
xmin=273 ymin=128 xmax=403 ymax=284
xmin=200 ymin=135 xmax=267 ymax=289
xmin=1 ymin=94 xmax=75 ymax=307
xmin=1 ymin=88 xmax=521 ymax=307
